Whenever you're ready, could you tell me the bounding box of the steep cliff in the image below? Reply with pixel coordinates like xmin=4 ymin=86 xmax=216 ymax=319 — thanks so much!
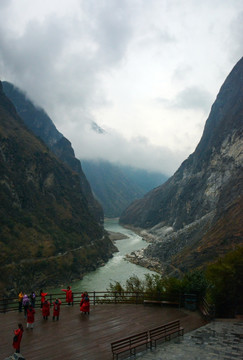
xmin=0 ymin=81 xmax=115 ymax=291
xmin=2 ymin=81 xmax=103 ymax=223
xmin=120 ymin=57 xmax=243 ymax=275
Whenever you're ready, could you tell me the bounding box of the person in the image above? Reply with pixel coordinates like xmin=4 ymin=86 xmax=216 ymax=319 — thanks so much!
xmin=52 ymin=298 xmax=61 ymax=321
xmin=18 ymin=291 xmax=24 ymax=313
xmin=26 ymin=304 xmax=35 ymax=329
xmin=42 ymin=299 xmax=50 ymax=320
xmin=30 ymin=291 xmax=36 ymax=308
xmin=61 ymin=286 xmax=73 ymax=306
xmin=80 ymin=292 xmax=90 ymax=314
xmin=40 ymin=290 xmax=48 ymax=308
xmin=12 ymin=323 xmax=24 ymax=353
xmin=22 ymin=294 xmax=30 ymax=318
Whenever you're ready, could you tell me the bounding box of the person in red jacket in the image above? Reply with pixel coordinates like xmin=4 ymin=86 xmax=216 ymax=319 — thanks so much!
xmin=40 ymin=290 xmax=48 ymax=308
xmin=61 ymin=286 xmax=73 ymax=306
xmin=26 ymin=305 xmax=35 ymax=329
xmin=13 ymin=323 xmax=24 ymax=353
xmin=42 ymin=299 xmax=50 ymax=320
xmin=52 ymin=298 xmax=62 ymax=321
xmin=80 ymin=292 xmax=90 ymax=314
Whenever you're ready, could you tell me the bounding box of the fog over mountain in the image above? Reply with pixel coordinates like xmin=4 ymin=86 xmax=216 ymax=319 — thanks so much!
xmin=0 ymin=1 xmax=242 ymax=175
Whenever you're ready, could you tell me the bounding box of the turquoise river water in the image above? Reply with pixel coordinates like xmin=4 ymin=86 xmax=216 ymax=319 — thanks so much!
xmin=48 ymin=218 xmax=156 ymax=293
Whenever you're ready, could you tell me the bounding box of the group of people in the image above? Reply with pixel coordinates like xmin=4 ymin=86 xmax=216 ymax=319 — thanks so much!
xmin=40 ymin=291 xmax=62 ymax=321
xmin=13 ymin=287 xmax=90 ymax=354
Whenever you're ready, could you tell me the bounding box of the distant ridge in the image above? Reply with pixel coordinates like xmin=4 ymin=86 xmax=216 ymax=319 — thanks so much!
xmin=82 ymin=159 xmax=167 ymax=217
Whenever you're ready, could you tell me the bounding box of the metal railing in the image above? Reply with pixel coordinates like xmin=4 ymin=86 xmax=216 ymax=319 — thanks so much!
xmin=0 ymin=291 xmax=182 ymax=313
xmin=199 ymin=297 xmax=215 ymax=320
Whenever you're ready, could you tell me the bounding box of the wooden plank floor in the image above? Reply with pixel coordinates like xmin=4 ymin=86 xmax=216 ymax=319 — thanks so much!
xmin=0 ymin=304 xmax=206 ymax=360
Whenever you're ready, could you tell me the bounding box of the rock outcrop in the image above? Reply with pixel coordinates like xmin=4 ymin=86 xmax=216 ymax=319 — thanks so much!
xmin=120 ymin=57 xmax=243 ymax=276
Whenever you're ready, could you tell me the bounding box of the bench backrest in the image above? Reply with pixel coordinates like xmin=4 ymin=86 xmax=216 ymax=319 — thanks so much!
xmin=149 ymin=324 xmax=166 ymax=337
xmin=149 ymin=319 xmax=180 ymax=338
xmin=165 ymin=319 xmax=180 ymax=332
xmin=111 ymin=331 xmax=149 ymax=351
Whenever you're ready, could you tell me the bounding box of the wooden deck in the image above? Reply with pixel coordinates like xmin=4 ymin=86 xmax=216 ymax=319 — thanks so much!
xmin=0 ymin=304 xmax=206 ymax=360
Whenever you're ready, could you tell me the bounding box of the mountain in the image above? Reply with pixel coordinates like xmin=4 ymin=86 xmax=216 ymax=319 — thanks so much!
xmin=2 ymin=81 xmax=103 ymax=223
xmin=82 ymin=159 xmax=167 ymax=217
xmin=0 ymin=81 xmax=116 ymax=292
xmin=120 ymin=58 xmax=243 ymax=276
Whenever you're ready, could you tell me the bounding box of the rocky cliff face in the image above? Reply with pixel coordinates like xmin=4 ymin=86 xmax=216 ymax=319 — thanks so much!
xmin=0 ymin=81 xmax=116 ymax=292
xmin=120 ymin=57 xmax=243 ymax=276
xmin=2 ymin=81 xmax=103 ymax=223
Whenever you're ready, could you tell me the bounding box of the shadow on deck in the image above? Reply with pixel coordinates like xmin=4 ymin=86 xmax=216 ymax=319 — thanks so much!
xmin=1 ymin=304 xmax=206 ymax=360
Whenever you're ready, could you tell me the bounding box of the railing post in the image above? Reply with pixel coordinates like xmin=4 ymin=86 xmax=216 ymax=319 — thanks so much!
xmin=94 ymin=291 xmax=96 ymax=306
xmin=115 ymin=292 xmax=117 ymax=304
xmin=3 ymin=295 xmax=8 ymax=313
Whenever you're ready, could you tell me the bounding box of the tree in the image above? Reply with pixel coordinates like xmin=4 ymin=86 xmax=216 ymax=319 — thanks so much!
xmin=206 ymin=247 xmax=243 ymax=317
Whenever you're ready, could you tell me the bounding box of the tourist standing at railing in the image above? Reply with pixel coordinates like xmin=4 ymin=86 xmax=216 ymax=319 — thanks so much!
xmin=22 ymin=294 xmax=30 ymax=318
xmin=30 ymin=291 xmax=36 ymax=308
xmin=26 ymin=304 xmax=35 ymax=330
xmin=80 ymin=292 xmax=90 ymax=315
xmin=18 ymin=291 xmax=24 ymax=313
xmin=42 ymin=299 xmax=50 ymax=320
xmin=13 ymin=323 xmax=24 ymax=354
xmin=39 ymin=289 xmax=48 ymax=308
xmin=61 ymin=286 xmax=73 ymax=306
xmin=52 ymin=298 xmax=61 ymax=321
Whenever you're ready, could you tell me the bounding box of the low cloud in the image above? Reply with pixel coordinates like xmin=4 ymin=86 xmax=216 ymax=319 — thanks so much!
xmin=0 ymin=0 xmax=242 ymax=178
xmin=67 ymin=122 xmax=187 ymax=176
xmin=158 ymin=86 xmax=213 ymax=113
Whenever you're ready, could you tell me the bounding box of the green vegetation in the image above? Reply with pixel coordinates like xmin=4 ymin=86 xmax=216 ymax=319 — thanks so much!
xmin=206 ymin=247 xmax=243 ymax=317
xmin=107 ymin=248 xmax=243 ymax=318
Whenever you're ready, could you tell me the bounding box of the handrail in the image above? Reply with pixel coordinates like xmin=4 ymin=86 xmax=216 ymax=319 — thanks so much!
xmin=199 ymin=297 xmax=215 ymax=320
xmin=0 ymin=291 xmax=182 ymax=313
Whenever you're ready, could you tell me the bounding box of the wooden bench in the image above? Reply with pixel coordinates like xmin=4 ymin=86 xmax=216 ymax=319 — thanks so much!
xmin=144 ymin=299 xmax=179 ymax=306
xmin=149 ymin=319 xmax=184 ymax=347
xmin=111 ymin=330 xmax=151 ymax=359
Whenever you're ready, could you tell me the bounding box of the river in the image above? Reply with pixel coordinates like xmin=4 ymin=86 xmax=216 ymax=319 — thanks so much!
xmin=49 ymin=218 xmax=156 ymax=293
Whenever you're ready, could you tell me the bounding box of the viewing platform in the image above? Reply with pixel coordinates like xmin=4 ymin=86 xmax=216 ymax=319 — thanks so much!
xmin=1 ymin=301 xmax=206 ymax=359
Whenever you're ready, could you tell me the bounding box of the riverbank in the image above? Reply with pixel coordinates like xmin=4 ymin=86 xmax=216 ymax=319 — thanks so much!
xmin=107 ymin=230 xmax=129 ymax=241
xmin=46 ymin=219 xmax=158 ymax=293
xmin=120 ymin=223 xmax=163 ymax=274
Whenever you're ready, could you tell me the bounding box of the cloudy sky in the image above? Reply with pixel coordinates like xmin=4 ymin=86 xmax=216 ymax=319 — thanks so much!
xmin=0 ymin=0 xmax=242 ymax=175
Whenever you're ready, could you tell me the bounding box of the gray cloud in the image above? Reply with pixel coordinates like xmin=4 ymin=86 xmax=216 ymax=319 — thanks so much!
xmin=158 ymin=86 xmax=213 ymax=113
xmin=229 ymin=11 xmax=243 ymax=61
xmin=75 ymin=124 xmax=183 ymax=176
xmin=0 ymin=0 xmax=242 ymax=177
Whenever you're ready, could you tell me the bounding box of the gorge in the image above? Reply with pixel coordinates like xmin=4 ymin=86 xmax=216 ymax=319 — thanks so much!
xmin=120 ymin=57 xmax=243 ymax=277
